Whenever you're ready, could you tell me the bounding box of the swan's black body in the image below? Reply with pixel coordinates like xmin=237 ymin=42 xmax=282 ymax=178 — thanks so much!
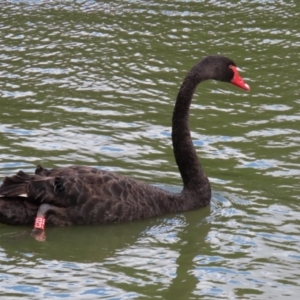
xmin=0 ymin=55 xmax=249 ymax=227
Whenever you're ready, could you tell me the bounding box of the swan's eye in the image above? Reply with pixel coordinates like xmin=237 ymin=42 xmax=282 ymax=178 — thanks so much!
xmin=228 ymin=65 xmax=236 ymax=77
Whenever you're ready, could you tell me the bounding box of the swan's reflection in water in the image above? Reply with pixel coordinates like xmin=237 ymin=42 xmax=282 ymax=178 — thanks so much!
xmin=1 ymin=189 xmax=294 ymax=298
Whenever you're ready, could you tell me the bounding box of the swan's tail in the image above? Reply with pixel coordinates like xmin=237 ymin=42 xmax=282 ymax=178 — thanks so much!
xmin=0 ymin=170 xmax=55 ymax=201
xmin=0 ymin=170 xmax=71 ymax=206
xmin=35 ymin=165 xmax=52 ymax=176
xmin=0 ymin=171 xmax=31 ymax=197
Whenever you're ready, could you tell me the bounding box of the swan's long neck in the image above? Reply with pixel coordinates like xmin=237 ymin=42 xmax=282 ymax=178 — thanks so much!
xmin=172 ymin=68 xmax=211 ymax=200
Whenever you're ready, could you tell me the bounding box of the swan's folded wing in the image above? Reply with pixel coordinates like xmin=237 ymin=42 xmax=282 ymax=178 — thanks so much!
xmin=0 ymin=168 xmax=177 ymax=223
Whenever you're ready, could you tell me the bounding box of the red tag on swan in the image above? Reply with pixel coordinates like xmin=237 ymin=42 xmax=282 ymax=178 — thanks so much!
xmin=34 ymin=216 xmax=46 ymax=230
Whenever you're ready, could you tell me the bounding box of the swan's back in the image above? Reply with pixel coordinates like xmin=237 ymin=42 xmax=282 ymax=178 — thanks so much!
xmin=1 ymin=166 xmax=186 ymax=224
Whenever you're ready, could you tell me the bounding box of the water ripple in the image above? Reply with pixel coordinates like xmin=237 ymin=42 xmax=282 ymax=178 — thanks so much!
xmin=1 ymin=1 xmax=300 ymax=299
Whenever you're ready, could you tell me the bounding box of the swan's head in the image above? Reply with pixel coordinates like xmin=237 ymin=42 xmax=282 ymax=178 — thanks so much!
xmin=201 ymin=55 xmax=250 ymax=91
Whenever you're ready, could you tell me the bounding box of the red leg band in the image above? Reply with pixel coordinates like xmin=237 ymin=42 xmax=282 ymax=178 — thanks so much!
xmin=34 ymin=216 xmax=46 ymax=230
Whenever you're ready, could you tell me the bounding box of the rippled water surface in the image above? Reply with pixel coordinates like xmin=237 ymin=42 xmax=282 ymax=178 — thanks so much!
xmin=1 ymin=1 xmax=300 ymax=299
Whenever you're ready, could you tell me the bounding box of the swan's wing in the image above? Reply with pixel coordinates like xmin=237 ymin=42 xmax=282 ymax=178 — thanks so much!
xmin=0 ymin=165 xmax=178 ymax=224
xmin=0 ymin=169 xmax=173 ymax=214
xmin=0 ymin=170 xmax=124 ymax=205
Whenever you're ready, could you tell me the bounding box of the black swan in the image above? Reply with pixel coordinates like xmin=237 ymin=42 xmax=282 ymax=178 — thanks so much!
xmin=0 ymin=55 xmax=250 ymax=234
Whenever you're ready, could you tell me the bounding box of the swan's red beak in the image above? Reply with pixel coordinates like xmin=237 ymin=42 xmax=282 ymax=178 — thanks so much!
xmin=230 ymin=66 xmax=250 ymax=91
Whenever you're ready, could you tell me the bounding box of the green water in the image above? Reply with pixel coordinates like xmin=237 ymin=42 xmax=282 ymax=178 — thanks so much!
xmin=0 ymin=1 xmax=300 ymax=299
